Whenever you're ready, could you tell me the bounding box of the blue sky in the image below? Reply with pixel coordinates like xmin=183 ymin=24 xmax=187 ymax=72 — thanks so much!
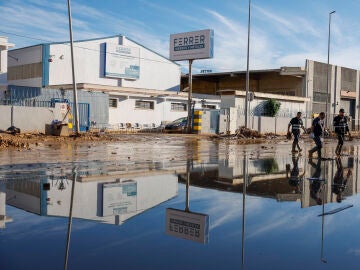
xmin=1 ymin=0 xmax=360 ymax=73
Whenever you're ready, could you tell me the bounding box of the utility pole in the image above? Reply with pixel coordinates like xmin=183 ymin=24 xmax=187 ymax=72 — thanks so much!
xmin=187 ymin=59 xmax=193 ymax=133
xmin=67 ymin=0 xmax=80 ymax=135
xmin=245 ymin=0 xmax=251 ymax=128
xmin=325 ymin=10 xmax=336 ymax=126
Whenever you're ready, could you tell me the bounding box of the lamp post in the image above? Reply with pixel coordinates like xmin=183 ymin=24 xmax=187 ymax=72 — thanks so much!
xmin=245 ymin=0 xmax=251 ymax=128
xmin=325 ymin=10 xmax=336 ymax=126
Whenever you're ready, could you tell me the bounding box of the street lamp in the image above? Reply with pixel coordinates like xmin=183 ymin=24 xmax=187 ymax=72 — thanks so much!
xmin=245 ymin=0 xmax=251 ymax=128
xmin=325 ymin=10 xmax=336 ymax=126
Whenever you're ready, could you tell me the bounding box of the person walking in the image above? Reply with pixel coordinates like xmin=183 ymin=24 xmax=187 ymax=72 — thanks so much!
xmin=333 ymin=108 xmax=352 ymax=156
xmin=288 ymin=112 xmax=307 ymax=153
xmin=309 ymin=112 xmax=326 ymax=159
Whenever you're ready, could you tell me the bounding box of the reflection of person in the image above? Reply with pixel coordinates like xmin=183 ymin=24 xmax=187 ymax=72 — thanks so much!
xmin=288 ymin=112 xmax=307 ymax=153
xmin=286 ymin=155 xmax=305 ymax=193
xmin=309 ymin=158 xmax=323 ymax=205
xmin=332 ymin=157 xmax=352 ymax=203
xmin=309 ymin=112 xmax=325 ymax=159
xmin=333 ymin=109 xmax=351 ymax=156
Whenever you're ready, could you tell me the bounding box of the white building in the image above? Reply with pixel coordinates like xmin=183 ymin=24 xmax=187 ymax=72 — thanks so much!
xmin=0 ymin=36 xmax=14 ymax=97
xmin=7 ymin=35 xmax=220 ymax=128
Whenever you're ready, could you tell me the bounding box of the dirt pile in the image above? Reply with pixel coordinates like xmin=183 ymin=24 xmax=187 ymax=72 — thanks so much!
xmin=0 ymin=134 xmax=31 ymax=150
xmin=235 ymin=127 xmax=262 ymax=138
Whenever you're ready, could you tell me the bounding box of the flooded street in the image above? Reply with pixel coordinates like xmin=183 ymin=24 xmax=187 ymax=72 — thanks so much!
xmin=1 ymin=135 xmax=360 ymax=270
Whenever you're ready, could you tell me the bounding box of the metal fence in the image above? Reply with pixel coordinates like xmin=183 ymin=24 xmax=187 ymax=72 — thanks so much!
xmin=0 ymin=98 xmax=52 ymax=108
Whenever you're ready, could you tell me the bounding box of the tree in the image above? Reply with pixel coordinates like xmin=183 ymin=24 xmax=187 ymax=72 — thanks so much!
xmin=264 ymin=99 xmax=281 ymax=117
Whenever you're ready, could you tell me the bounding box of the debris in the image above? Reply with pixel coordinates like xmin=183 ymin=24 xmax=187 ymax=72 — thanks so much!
xmin=235 ymin=127 xmax=262 ymax=138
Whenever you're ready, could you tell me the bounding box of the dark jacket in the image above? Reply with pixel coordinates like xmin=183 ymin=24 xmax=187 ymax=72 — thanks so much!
xmin=333 ymin=115 xmax=349 ymax=134
xmin=312 ymin=117 xmax=323 ymax=137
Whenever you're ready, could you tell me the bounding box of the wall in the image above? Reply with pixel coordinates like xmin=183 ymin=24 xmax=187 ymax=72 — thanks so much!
xmin=48 ymin=36 xmax=180 ymax=91
xmin=0 ymin=104 xmax=62 ymax=132
xmin=7 ymin=45 xmax=43 ymax=87
xmin=108 ymin=95 xmax=220 ymax=127
xmin=108 ymin=96 xmax=188 ymax=126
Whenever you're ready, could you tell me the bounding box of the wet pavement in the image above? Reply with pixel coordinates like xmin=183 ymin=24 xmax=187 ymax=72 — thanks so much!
xmin=1 ymin=136 xmax=360 ymax=270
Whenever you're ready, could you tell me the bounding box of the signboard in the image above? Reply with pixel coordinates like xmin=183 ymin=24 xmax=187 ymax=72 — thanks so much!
xmin=165 ymin=208 xmax=209 ymax=244
xmin=102 ymin=180 xmax=137 ymax=216
xmin=169 ymin=29 xmax=214 ymax=61
xmin=105 ymin=43 xmax=140 ymax=80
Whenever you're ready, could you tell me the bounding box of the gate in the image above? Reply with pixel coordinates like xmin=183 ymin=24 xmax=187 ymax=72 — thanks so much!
xmin=209 ymin=109 xmax=220 ymax=133
xmin=71 ymin=102 xmax=90 ymax=132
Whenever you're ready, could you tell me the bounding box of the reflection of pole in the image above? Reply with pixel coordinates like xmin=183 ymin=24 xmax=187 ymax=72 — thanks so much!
xmin=242 ymin=156 xmax=247 ymax=268
xmin=185 ymin=160 xmax=190 ymax=212
xmin=64 ymin=168 xmax=77 ymax=270
xmin=187 ymin=60 xmax=193 ymax=134
xmin=321 ymin=162 xmax=327 ymax=263
xmin=67 ymin=0 xmax=80 ymax=135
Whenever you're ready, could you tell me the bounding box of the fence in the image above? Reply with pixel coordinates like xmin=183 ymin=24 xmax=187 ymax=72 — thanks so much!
xmin=0 ymin=98 xmax=52 ymax=108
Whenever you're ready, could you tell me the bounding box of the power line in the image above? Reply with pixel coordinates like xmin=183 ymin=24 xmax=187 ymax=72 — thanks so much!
xmin=1 ymin=29 xmax=236 ymax=73
xmin=0 ymin=29 xmax=179 ymax=66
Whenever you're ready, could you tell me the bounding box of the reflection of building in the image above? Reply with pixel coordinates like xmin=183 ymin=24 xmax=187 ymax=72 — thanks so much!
xmin=5 ymin=173 xmax=178 ymax=225
xmin=178 ymin=150 xmax=360 ymax=208
xmin=0 ymin=181 xmax=13 ymax=229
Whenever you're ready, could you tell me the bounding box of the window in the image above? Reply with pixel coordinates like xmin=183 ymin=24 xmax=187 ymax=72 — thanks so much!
xmin=171 ymin=102 xmax=187 ymax=111
xmin=109 ymin=98 xmax=118 ymax=108
xmin=313 ymin=92 xmax=329 ymax=103
xmin=135 ymin=100 xmax=154 ymax=110
xmin=202 ymin=104 xmax=216 ymax=109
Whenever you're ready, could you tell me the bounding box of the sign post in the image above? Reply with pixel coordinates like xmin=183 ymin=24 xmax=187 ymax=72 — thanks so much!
xmin=170 ymin=29 xmax=214 ymax=133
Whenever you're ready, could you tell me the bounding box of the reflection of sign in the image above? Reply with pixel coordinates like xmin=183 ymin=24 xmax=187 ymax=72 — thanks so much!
xmin=102 ymin=181 xmax=137 ymax=216
xmin=169 ymin=29 xmax=214 ymax=61
xmin=105 ymin=43 xmax=140 ymax=80
xmin=165 ymin=208 xmax=209 ymax=244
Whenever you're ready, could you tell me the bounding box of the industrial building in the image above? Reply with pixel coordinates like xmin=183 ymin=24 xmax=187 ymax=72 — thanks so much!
xmin=0 ymin=36 xmax=14 ymax=95
xmin=4 ymin=35 xmax=220 ymax=130
xmin=182 ymin=60 xmax=360 ymax=129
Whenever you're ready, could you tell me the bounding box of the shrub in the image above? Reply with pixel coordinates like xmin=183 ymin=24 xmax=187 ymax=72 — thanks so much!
xmin=264 ymin=99 xmax=281 ymax=117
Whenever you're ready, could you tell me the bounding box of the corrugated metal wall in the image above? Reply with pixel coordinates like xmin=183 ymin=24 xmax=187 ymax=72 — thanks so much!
xmin=7 ymin=85 xmax=109 ymax=126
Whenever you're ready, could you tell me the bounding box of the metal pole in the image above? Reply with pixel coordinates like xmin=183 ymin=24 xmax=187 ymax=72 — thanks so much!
xmin=64 ymin=167 xmax=77 ymax=270
xmin=187 ymin=60 xmax=193 ymax=133
xmin=67 ymin=0 xmax=80 ymax=135
xmin=185 ymin=159 xmax=191 ymax=212
xmin=242 ymin=156 xmax=247 ymax=268
xmin=245 ymin=0 xmax=251 ymax=128
xmin=325 ymin=11 xmax=336 ymax=127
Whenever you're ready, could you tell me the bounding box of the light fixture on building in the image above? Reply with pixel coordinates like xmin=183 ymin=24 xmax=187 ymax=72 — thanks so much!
xmin=59 ymin=55 xmax=64 ymax=60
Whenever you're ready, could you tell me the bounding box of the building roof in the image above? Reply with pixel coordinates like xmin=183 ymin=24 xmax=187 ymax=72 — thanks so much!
xmin=48 ymin=83 xmax=220 ymax=102
xmin=182 ymin=66 xmax=306 ymax=78
xmin=219 ymin=89 xmax=310 ymax=102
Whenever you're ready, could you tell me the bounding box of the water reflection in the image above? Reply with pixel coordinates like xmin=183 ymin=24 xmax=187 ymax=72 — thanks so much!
xmin=1 ymin=144 xmax=360 ymax=269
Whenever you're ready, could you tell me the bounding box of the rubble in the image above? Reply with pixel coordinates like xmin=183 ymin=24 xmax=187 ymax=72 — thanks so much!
xmin=235 ymin=127 xmax=262 ymax=138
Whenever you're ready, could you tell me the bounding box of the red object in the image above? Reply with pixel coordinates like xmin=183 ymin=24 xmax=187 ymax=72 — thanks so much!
xmin=48 ymin=58 xmax=53 ymax=62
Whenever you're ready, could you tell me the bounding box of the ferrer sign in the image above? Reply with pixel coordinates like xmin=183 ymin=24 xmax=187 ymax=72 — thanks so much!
xmin=165 ymin=208 xmax=209 ymax=244
xmin=105 ymin=43 xmax=140 ymax=80
xmin=169 ymin=29 xmax=214 ymax=61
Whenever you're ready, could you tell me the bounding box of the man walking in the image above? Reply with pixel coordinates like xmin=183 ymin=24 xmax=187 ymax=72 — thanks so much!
xmin=333 ymin=108 xmax=351 ymax=156
xmin=288 ymin=112 xmax=307 ymax=153
xmin=309 ymin=112 xmax=326 ymax=159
